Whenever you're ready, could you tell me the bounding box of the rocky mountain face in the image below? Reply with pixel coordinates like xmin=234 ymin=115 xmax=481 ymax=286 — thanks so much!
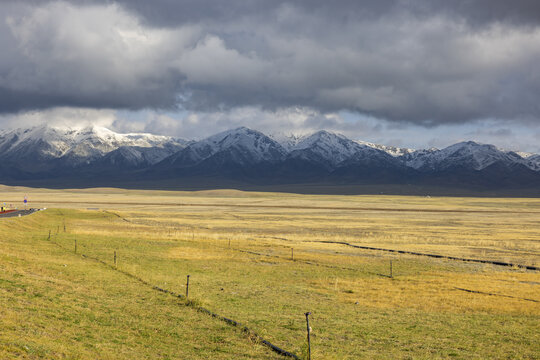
xmin=0 ymin=125 xmax=538 ymax=190
xmin=522 ymin=154 xmax=540 ymax=171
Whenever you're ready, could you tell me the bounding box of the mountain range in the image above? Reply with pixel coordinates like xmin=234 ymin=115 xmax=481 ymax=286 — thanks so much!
xmin=1 ymin=125 xmax=539 ymax=194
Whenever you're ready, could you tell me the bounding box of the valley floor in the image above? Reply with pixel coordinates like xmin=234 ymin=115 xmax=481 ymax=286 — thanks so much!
xmin=0 ymin=186 xmax=539 ymax=359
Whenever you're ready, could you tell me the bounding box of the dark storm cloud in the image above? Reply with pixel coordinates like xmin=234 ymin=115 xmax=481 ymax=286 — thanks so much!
xmin=1 ymin=0 xmax=540 ymax=125
xmin=413 ymin=0 xmax=540 ymax=27
xmin=64 ymin=0 xmax=540 ymax=28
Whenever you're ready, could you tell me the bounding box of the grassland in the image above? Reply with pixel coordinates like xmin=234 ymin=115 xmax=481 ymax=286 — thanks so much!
xmin=1 ymin=185 xmax=539 ymax=359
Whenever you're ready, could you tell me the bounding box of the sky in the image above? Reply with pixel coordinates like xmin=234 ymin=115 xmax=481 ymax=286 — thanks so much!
xmin=1 ymin=0 xmax=539 ymax=152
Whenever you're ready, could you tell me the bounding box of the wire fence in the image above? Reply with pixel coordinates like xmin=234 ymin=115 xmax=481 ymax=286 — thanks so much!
xmin=43 ymin=212 xmax=540 ymax=359
xmin=46 ymin=231 xmax=300 ymax=359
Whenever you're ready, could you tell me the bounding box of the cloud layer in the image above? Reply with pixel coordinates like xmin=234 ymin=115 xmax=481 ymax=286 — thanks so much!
xmin=1 ymin=0 xmax=540 ymax=128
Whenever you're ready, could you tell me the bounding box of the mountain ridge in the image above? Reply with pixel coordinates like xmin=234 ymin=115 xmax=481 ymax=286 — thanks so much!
xmin=0 ymin=124 xmax=538 ymax=192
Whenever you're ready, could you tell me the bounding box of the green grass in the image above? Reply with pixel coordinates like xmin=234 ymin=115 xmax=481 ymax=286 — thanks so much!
xmin=1 ymin=187 xmax=539 ymax=359
xmin=0 ymin=211 xmax=279 ymax=359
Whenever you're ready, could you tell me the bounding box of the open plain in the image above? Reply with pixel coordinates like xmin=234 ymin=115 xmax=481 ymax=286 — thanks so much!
xmin=0 ymin=185 xmax=539 ymax=359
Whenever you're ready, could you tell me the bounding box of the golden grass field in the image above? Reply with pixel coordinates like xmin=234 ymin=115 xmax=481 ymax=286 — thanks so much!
xmin=1 ymin=185 xmax=539 ymax=359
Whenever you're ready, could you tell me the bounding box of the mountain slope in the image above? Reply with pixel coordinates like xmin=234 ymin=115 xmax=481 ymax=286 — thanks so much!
xmin=331 ymin=146 xmax=410 ymax=183
xmin=525 ymin=154 xmax=540 ymax=171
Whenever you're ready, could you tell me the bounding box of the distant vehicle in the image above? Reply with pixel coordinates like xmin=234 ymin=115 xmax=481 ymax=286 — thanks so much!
xmin=0 ymin=206 xmax=16 ymax=214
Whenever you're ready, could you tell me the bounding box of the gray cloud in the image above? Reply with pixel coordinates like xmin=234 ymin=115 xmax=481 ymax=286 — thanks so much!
xmin=0 ymin=0 xmax=540 ymax=127
xmin=56 ymin=0 xmax=540 ymax=28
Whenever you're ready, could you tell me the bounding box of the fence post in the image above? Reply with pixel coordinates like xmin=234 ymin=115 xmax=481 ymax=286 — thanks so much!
xmin=74 ymin=239 xmax=77 ymax=254
xmin=47 ymin=230 xmax=51 ymax=240
xmin=114 ymin=251 xmax=117 ymax=267
xmin=305 ymin=312 xmax=312 ymax=360
xmin=186 ymin=275 xmax=190 ymax=298
xmin=291 ymin=248 xmax=294 ymax=261
xmin=390 ymin=260 xmax=393 ymax=278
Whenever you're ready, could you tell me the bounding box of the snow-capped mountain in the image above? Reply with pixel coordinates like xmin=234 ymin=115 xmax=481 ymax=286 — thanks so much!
xmin=0 ymin=125 xmax=538 ymax=191
xmin=286 ymin=130 xmax=368 ymax=169
xmin=0 ymin=125 xmax=74 ymax=161
xmin=271 ymin=131 xmax=415 ymax=158
xmin=161 ymin=127 xmax=287 ymax=168
xmin=63 ymin=126 xmax=184 ymax=162
xmin=0 ymin=125 xmax=187 ymax=172
xmin=403 ymin=141 xmax=527 ymax=171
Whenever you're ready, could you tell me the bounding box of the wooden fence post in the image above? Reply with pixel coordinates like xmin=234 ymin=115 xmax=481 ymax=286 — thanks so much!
xmin=305 ymin=312 xmax=312 ymax=360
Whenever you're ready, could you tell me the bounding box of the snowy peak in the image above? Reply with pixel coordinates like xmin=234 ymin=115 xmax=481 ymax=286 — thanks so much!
xmin=404 ymin=141 xmax=526 ymax=171
xmin=293 ymin=130 xmax=348 ymax=150
xmin=71 ymin=125 xmax=183 ymax=148
xmin=167 ymin=127 xmax=287 ymax=166
xmin=355 ymin=140 xmax=414 ymax=157
xmin=0 ymin=125 xmax=74 ymax=160
xmin=288 ymin=130 xmax=368 ymax=167
xmin=268 ymin=132 xmax=305 ymax=151
xmin=273 ymin=131 xmax=415 ymax=159
xmin=63 ymin=125 xmax=186 ymax=160
xmin=0 ymin=124 xmax=187 ymax=169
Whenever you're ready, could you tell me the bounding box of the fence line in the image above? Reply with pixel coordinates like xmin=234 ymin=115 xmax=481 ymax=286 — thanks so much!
xmin=230 ymin=246 xmax=395 ymax=279
xmin=226 ymin=244 xmax=539 ymax=302
xmin=46 ymin=234 xmax=299 ymax=359
xmin=232 ymin=246 xmax=359 ymax=272
xmin=46 ymin=214 xmax=539 ymax=359
xmin=100 ymin=208 xmax=538 ymax=271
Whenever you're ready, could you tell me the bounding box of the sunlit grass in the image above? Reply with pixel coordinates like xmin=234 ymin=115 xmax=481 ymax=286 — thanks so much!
xmin=1 ymin=186 xmax=539 ymax=359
